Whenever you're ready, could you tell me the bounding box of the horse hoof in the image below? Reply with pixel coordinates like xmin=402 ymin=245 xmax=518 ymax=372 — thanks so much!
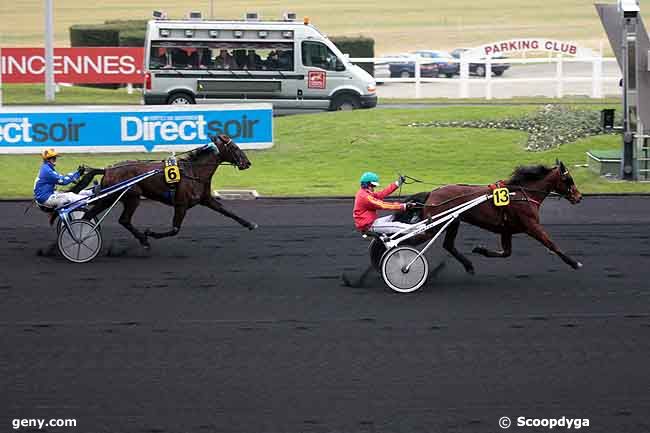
xmin=472 ymin=247 xmax=484 ymax=255
xmin=575 ymin=262 xmax=583 ymax=269
xmin=466 ymin=267 xmax=475 ymax=275
xmin=248 ymin=223 xmax=259 ymax=231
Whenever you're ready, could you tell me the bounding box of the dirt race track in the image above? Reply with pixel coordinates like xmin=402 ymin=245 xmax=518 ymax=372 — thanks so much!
xmin=1 ymin=197 xmax=649 ymax=433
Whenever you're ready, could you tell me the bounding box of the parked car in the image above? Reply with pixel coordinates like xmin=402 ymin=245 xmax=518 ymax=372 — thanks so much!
xmin=412 ymin=50 xmax=459 ymax=77
xmin=388 ymin=59 xmax=442 ymax=78
xmin=375 ymin=54 xmax=409 ymax=79
xmin=450 ymin=48 xmax=511 ymax=77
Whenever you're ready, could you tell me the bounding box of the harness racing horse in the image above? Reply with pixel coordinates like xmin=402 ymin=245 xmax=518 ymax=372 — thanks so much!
xmin=76 ymin=134 xmax=256 ymax=248
xmin=389 ymin=160 xmax=583 ymax=274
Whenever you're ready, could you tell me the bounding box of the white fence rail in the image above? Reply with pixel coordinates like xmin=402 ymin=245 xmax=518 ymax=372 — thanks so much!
xmin=348 ymin=55 xmax=620 ymax=99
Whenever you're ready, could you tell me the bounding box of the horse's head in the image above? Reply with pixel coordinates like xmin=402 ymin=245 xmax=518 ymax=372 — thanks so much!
xmin=553 ymin=159 xmax=582 ymax=204
xmin=211 ymin=134 xmax=251 ymax=170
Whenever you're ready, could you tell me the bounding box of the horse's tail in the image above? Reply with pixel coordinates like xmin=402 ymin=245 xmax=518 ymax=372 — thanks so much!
xmin=393 ymin=191 xmax=431 ymax=224
xmin=69 ymin=168 xmax=105 ymax=194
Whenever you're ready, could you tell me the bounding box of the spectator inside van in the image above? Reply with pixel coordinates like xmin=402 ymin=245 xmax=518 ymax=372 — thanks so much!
xmin=247 ymin=50 xmax=262 ymax=70
xmin=214 ymin=49 xmax=236 ymax=69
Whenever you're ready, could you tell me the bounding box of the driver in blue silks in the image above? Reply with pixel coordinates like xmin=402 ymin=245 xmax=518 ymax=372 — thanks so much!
xmin=34 ymin=148 xmax=91 ymax=208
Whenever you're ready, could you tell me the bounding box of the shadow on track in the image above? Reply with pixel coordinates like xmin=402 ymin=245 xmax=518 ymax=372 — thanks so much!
xmin=341 ymin=260 xmax=447 ymax=289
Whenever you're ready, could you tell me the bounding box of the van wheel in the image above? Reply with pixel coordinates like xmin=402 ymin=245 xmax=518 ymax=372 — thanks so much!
xmin=331 ymin=94 xmax=360 ymax=111
xmin=400 ymin=70 xmax=411 ymax=78
xmin=167 ymin=93 xmax=195 ymax=105
xmin=475 ymin=65 xmax=486 ymax=77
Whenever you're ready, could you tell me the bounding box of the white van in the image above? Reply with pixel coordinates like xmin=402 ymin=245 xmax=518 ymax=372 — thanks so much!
xmin=143 ymin=15 xmax=377 ymax=110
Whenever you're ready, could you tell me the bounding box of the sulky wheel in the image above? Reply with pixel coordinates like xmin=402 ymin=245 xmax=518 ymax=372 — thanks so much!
xmin=56 ymin=210 xmax=96 ymax=235
xmin=57 ymin=220 xmax=102 ymax=263
xmin=381 ymin=246 xmax=429 ymax=293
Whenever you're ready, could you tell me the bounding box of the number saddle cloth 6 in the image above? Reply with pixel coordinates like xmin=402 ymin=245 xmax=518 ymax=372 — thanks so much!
xmin=163 ymin=157 xmax=182 ymax=205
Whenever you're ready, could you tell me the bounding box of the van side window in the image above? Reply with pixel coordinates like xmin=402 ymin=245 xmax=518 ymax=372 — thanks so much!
xmin=302 ymin=41 xmax=341 ymax=71
xmin=149 ymin=42 xmax=294 ymax=71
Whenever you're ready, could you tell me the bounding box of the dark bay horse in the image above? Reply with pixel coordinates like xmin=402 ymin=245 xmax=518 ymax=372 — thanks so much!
xmin=391 ymin=160 xmax=583 ymax=273
xmin=76 ymin=134 xmax=256 ymax=248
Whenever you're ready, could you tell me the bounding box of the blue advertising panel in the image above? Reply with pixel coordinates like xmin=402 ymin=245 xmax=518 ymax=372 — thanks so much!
xmin=0 ymin=104 xmax=273 ymax=153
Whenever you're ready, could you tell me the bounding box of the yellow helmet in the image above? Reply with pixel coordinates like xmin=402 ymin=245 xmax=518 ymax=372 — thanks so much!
xmin=41 ymin=148 xmax=59 ymax=160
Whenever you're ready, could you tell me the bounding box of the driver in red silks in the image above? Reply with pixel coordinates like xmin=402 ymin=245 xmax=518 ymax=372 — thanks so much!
xmin=353 ymin=172 xmax=416 ymax=234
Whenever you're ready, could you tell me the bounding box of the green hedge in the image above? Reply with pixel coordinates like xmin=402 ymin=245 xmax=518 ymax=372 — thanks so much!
xmin=70 ymin=24 xmax=120 ymax=47
xmin=330 ymin=36 xmax=375 ymax=76
xmin=103 ymin=19 xmax=148 ymax=30
xmin=70 ymin=20 xmax=147 ymax=48
xmin=118 ymin=29 xmax=146 ymax=47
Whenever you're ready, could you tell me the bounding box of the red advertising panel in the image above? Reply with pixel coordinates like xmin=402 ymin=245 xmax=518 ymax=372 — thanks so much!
xmin=308 ymin=70 xmax=326 ymax=89
xmin=0 ymin=47 xmax=144 ymax=84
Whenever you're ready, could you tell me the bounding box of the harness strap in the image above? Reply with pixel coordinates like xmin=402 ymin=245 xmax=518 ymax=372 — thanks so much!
xmin=488 ymin=180 xmax=507 ymax=191
xmin=519 ymin=187 xmax=543 ymax=208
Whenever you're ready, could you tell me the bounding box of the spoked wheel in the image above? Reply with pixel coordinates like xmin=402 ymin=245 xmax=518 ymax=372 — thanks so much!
xmin=381 ymin=246 xmax=429 ymax=293
xmin=57 ymin=220 xmax=102 ymax=263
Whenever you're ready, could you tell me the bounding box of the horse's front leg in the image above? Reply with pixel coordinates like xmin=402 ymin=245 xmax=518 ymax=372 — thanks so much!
xmin=473 ymin=232 xmax=513 ymax=258
xmin=201 ymin=196 xmax=258 ymax=230
xmin=145 ymin=205 xmax=187 ymax=240
xmin=118 ymin=193 xmax=150 ymax=248
xmin=525 ymin=223 xmax=582 ymax=269
xmin=443 ymin=219 xmax=475 ymax=274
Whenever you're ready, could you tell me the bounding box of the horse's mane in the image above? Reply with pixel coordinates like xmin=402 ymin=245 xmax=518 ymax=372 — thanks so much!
xmin=109 ymin=160 xmax=142 ymax=168
xmin=179 ymin=144 xmax=215 ymax=161
xmin=106 ymin=145 xmax=214 ymax=169
xmin=507 ymin=164 xmax=554 ymax=185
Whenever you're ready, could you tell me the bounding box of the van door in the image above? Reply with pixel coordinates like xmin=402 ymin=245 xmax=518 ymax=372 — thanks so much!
xmin=299 ymin=40 xmax=350 ymax=110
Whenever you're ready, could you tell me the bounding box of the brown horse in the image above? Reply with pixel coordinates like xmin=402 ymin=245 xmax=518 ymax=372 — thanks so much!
xmin=77 ymin=134 xmax=256 ymax=248
xmin=383 ymin=160 xmax=583 ymax=274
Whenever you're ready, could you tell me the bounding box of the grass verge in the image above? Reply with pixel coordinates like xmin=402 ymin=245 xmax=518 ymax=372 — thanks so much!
xmin=1 ymin=84 xmax=141 ymax=105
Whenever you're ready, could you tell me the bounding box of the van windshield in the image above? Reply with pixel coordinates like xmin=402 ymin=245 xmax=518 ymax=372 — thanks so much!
xmin=149 ymin=41 xmax=294 ymax=71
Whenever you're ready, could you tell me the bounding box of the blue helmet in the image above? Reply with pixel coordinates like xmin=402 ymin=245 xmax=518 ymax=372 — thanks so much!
xmin=360 ymin=172 xmax=380 ymax=187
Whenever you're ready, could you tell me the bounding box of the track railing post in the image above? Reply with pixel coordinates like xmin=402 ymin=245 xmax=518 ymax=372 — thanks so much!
xmin=460 ymin=58 xmax=469 ymax=98
xmin=414 ymin=55 xmax=421 ymax=99
xmin=555 ymin=55 xmax=564 ymax=98
xmin=486 ymin=59 xmax=493 ymax=100
xmin=592 ymin=56 xmax=603 ymax=99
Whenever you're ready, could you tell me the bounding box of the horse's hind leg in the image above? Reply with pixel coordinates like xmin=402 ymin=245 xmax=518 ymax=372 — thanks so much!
xmin=119 ymin=193 xmax=150 ymax=248
xmin=473 ymin=232 xmax=512 ymax=258
xmin=201 ymin=196 xmax=258 ymax=230
xmin=146 ymin=206 xmax=186 ymax=240
xmin=443 ymin=219 xmax=475 ymax=275
xmin=526 ymin=223 xmax=582 ymax=270
xmin=82 ymin=197 xmax=111 ymax=222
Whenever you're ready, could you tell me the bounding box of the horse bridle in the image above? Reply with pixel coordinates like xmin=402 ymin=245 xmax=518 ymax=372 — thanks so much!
xmin=212 ymin=135 xmax=247 ymax=169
